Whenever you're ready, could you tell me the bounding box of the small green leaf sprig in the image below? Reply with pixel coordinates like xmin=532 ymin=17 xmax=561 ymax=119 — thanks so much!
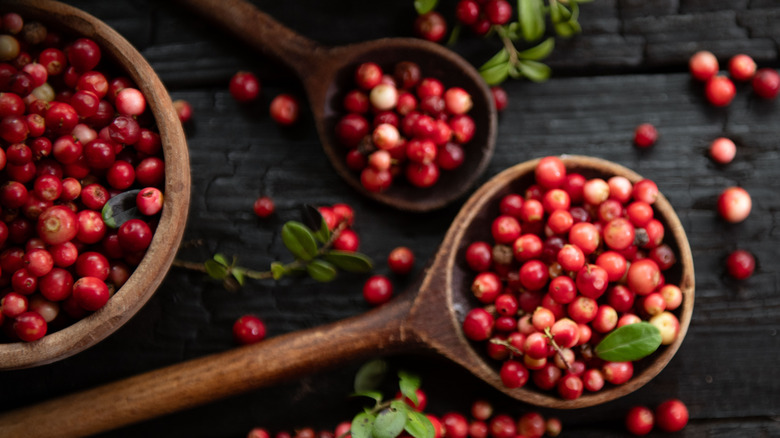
xmin=414 ymin=0 xmax=592 ymax=85
xmin=350 ymin=360 xmax=435 ymax=438
xmin=173 ymin=206 xmax=373 ymax=289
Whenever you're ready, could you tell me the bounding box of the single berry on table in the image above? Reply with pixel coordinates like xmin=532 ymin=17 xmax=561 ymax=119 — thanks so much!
xmin=633 ymin=123 xmax=658 ymax=148
xmin=233 ymin=315 xmax=266 ymax=345
xmin=253 ymin=197 xmax=274 ymax=218
xmin=229 ymin=71 xmax=261 ymax=102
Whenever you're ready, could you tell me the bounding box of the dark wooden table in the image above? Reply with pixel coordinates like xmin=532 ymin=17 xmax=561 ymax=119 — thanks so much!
xmin=2 ymin=1 xmax=779 ymax=436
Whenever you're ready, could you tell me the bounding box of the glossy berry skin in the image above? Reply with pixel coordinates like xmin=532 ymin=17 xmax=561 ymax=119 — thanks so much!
xmin=232 ymin=315 xmax=266 ymax=345
xmin=37 ymin=205 xmax=78 ymax=245
xmin=136 ymin=187 xmax=164 ymax=216
xmin=709 ymin=137 xmax=736 ymax=164
xmin=655 ymin=399 xmax=689 ymax=432
xmin=363 ymin=275 xmax=393 ymax=306
xmin=462 ymin=308 xmax=494 ymax=341
xmin=465 ymin=241 xmax=492 ymax=272
xmin=13 ymin=311 xmax=47 ymax=342
xmin=717 ymin=186 xmax=751 ymax=223
xmin=726 ymin=249 xmax=755 ymax=279
xmin=728 ymin=54 xmax=756 ymax=81
xmin=72 ymin=276 xmax=110 ymax=311
xmin=414 ymin=12 xmax=447 ymax=43
xmin=117 ymin=219 xmax=153 ymax=252
xmin=332 ymin=229 xmax=359 ymax=252
xmin=752 ymin=68 xmax=780 ymax=99
xmin=229 ymin=71 xmax=260 ymax=102
xmin=689 ymin=50 xmax=718 ymax=81
xmin=625 ymin=405 xmax=654 ymax=435
xmin=633 ymin=123 xmax=658 ymax=148
xmin=388 ymin=246 xmax=414 ymax=275
xmin=484 ymin=0 xmax=513 ymax=25
xmin=705 ymin=75 xmax=736 ymax=107
xmin=269 ymin=94 xmax=300 ymax=125
xmin=499 ymin=359 xmax=529 ymax=388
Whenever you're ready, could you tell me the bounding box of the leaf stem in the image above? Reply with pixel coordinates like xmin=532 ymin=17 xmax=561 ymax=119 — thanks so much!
xmin=494 ymin=25 xmax=520 ymax=70
xmin=172 ymin=219 xmax=350 ymax=282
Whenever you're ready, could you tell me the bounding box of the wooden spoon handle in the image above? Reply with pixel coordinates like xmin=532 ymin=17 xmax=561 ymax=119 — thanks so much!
xmin=176 ymin=0 xmax=323 ymax=76
xmin=0 ymin=296 xmax=416 ymax=438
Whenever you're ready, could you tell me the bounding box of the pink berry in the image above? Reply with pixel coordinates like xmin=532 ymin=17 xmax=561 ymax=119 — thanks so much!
xmin=689 ymin=50 xmax=718 ymax=81
xmin=709 ymin=137 xmax=736 ymax=164
xmin=728 ymin=54 xmax=756 ymax=81
xmin=717 ymin=186 xmax=751 ymax=223
xmin=269 ymin=94 xmax=300 ymax=125
xmin=705 ymin=75 xmax=736 ymax=107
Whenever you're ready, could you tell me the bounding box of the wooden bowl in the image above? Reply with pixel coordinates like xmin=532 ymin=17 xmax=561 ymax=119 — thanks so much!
xmin=447 ymin=155 xmax=695 ymax=408
xmin=0 ymin=0 xmax=190 ymax=370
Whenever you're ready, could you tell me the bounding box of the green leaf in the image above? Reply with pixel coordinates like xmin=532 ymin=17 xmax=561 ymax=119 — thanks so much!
xmin=373 ymin=407 xmax=408 ymax=438
xmin=232 ymin=268 xmax=246 ymax=286
xmin=204 ymin=259 xmax=229 ymax=280
xmin=517 ymin=37 xmax=555 ymax=61
xmin=270 ymin=262 xmax=286 ymax=280
xmin=281 ymin=221 xmax=318 ymax=261
xmin=506 ymin=22 xmax=522 ymax=40
xmin=101 ymin=189 xmax=142 ymax=228
xmin=595 ymin=322 xmax=663 ymax=362
xmin=354 ymin=359 xmax=388 ymax=393
xmin=404 ymin=410 xmax=435 ymax=438
xmin=306 ymin=259 xmax=337 ymax=282
xmin=518 ymin=0 xmax=545 ymax=42
xmin=554 ymin=20 xmax=580 ymax=37
xmin=480 ymin=48 xmax=510 ymax=70
xmin=322 ymin=250 xmax=373 ymax=273
xmin=398 ymin=370 xmax=421 ymax=405
xmin=414 ymin=0 xmax=438 ymax=14
xmin=480 ymin=61 xmax=510 ymax=86
xmin=351 ymin=390 xmax=384 ymax=404
xmin=517 ymin=59 xmax=551 ymax=82
xmin=446 ymin=23 xmax=461 ymax=46
xmin=212 ymin=253 xmax=230 ymax=266
xmin=351 ymin=413 xmax=376 ymax=438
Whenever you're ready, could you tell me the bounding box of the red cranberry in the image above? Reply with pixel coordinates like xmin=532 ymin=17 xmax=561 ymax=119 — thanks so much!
xmin=116 ymin=219 xmax=153 ymax=255
xmin=484 ymin=0 xmax=513 ymax=25
xmin=689 ymin=50 xmax=718 ymax=81
xmin=726 ymin=249 xmax=755 ymax=280
xmin=13 ymin=311 xmax=47 ymax=341
xmin=355 ymin=62 xmax=383 ymax=90
xmin=232 ymin=315 xmax=267 ymax=345
xmin=717 ymin=186 xmax=751 ymax=223
xmin=173 ymin=99 xmax=192 ymax=123
xmin=625 ymin=405 xmax=654 ymax=436
xmin=37 ymin=205 xmax=77 ymax=245
xmin=269 ymin=94 xmax=300 ymax=125
xmin=705 ymin=75 xmax=736 ymax=107
xmin=752 ymin=68 xmax=780 ymax=99
xmin=363 ymin=275 xmax=393 ymax=306
xmin=72 ymin=276 xmax=110 ymax=311
xmin=633 ymin=123 xmax=658 ymax=148
xmin=709 ymin=137 xmax=736 ymax=164
xmin=414 ymin=12 xmax=447 ymax=43
xmin=387 ymin=246 xmax=414 ymax=275
xmin=655 ymin=399 xmax=689 ymax=432
xmin=137 ymin=187 xmax=164 ymax=216
xmin=229 ymin=71 xmax=260 ymax=102
xmin=66 ymin=38 xmax=101 ymax=72
xmin=455 ymin=0 xmax=481 ymax=25
xmin=728 ymin=54 xmax=756 ymax=81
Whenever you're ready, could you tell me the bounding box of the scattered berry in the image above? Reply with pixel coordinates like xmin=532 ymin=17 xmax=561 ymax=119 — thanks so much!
xmin=633 ymin=123 xmax=658 ymax=148
xmin=726 ymin=249 xmax=755 ymax=280
xmin=689 ymin=50 xmax=719 ymax=81
xmin=708 ymin=137 xmax=736 ymax=164
xmin=229 ymin=71 xmax=261 ymax=102
xmin=717 ymin=186 xmax=751 ymax=223
xmin=233 ymin=315 xmax=267 ymax=345
xmin=752 ymin=68 xmax=780 ymax=99
xmin=269 ymin=94 xmax=300 ymax=125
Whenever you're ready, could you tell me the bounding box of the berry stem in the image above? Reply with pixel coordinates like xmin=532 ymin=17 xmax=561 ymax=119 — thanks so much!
xmin=495 ymin=25 xmax=520 ymax=72
xmin=489 ymin=337 xmax=523 ymax=357
xmin=543 ymin=327 xmax=573 ymax=371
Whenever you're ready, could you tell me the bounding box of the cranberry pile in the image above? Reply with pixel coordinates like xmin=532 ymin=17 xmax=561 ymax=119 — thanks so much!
xmin=0 ymin=13 xmax=165 ymax=342
xmin=336 ymin=61 xmax=475 ymax=192
xmin=247 ymin=396 xmax=562 ymax=438
xmin=461 ymin=157 xmax=684 ymax=400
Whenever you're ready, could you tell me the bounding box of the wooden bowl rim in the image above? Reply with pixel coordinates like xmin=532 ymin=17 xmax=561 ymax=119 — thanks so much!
xmin=0 ymin=0 xmax=191 ymax=370
xmin=444 ymin=155 xmax=695 ymax=409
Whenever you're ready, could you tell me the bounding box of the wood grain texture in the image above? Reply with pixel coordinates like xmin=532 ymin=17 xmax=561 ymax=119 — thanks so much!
xmin=0 ymin=0 xmax=778 ymax=437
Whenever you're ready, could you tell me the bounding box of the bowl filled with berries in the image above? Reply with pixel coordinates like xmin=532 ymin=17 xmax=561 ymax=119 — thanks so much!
xmin=0 ymin=0 xmax=190 ymax=369
xmin=452 ymin=155 xmax=694 ymax=408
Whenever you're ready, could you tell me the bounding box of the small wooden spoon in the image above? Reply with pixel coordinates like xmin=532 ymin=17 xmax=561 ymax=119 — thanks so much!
xmin=177 ymin=0 xmax=497 ymax=212
xmin=0 ymin=156 xmax=694 ymax=437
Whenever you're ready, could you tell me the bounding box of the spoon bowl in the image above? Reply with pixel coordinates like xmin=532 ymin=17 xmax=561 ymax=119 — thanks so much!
xmin=179 ymin=0 xmax=497 ymax=212
xmin=0 ymin=156 xmax=694 ymax=437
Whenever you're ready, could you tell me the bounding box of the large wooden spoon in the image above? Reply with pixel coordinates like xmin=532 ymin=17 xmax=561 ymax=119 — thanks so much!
xmin=0 ymin=156 xmax=694 ymax=437
xmin=177 ymin=0 xmax=497 ymax=212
